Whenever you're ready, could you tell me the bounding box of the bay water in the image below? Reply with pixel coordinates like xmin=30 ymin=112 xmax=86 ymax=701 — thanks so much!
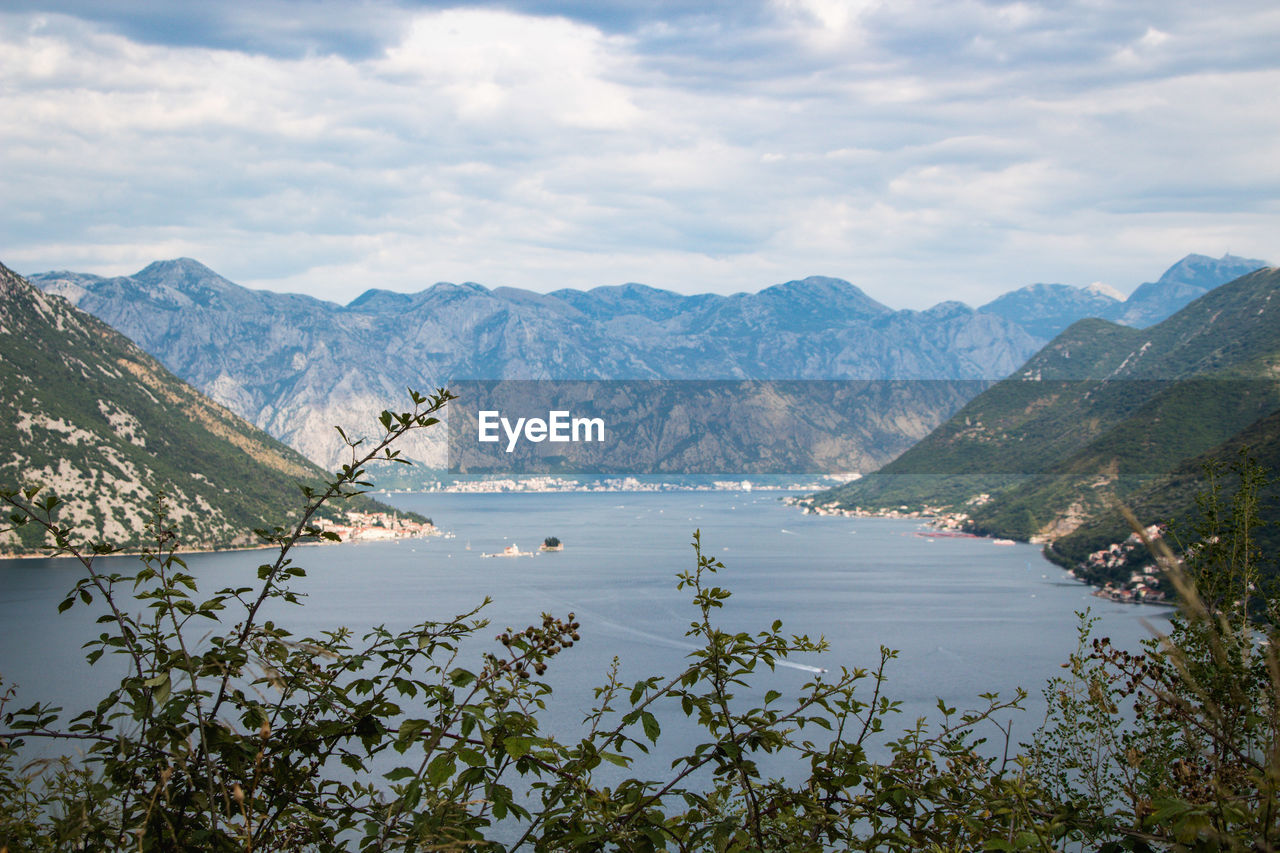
xmin=0 ymin=490 xmax=1164 ymax=779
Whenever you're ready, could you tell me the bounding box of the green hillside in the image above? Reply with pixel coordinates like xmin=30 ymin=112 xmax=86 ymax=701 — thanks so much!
xmin=0 ymin=261 xmax=414 ymax=554
xmin=1046 ymin=409 xmax=1280 ymax=586
xmin=803 ymin=266 xmax=1280 ymax=549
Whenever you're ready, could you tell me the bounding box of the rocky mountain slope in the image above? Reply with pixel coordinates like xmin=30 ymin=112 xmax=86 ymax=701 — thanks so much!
xmin=30 ymin=253 xmax=1266 ymax=481
xmin=32 ymin=261 xmax=1043 ymax=473
xmin=0 ymin=262 xmax=405 ymax=555
xmin=804 ymin=265 xmax=1280 ymax=551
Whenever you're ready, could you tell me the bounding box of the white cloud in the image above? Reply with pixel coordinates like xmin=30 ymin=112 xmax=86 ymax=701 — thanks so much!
xmin=0 ymin=3 xmax=1276 ymax=309
xmin=377 ymin=10 xmax=642 ymax=130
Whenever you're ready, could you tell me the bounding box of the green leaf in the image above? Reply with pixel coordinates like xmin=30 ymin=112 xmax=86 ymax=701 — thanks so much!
xmin=397 ymin=718 xmax=430 ymax=749
xmin=427 ymin=753 xmax=455 ymax=787
xmin=503 ymin=736 xmax=537 ymax=759
xmin=144 ymin=672 xmax=171 ymax=707
xmin=457 ymin=747 xmax=484 ymax=767
xmin=641 ymin=711 xmax=661 ymax=743
xmin=601 ymin=751 xmax=631 ymax=767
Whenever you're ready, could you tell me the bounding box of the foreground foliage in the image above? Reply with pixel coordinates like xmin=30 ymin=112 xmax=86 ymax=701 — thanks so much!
xmin=1 ymin=394 xmax=1277 ymax=850
xmin=1033 ymin=455 xmax=1280 ymax=851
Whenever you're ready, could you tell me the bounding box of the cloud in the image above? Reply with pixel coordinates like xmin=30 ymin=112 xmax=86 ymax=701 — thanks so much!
xmin=0 ymin=2 xmax=1276 ymax=308
xmin=376 ymin=10 xmax=643 ymax=130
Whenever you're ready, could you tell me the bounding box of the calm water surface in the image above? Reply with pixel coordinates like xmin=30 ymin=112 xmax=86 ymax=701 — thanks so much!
xmin=0 ymin=491 xmax=1166 ymax=762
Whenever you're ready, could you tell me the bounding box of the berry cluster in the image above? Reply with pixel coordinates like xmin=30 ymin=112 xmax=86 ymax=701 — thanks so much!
xmin=490 ymin=612 xmax=582 ymax=679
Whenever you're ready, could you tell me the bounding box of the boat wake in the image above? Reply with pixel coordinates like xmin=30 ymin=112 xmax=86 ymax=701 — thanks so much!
xmin=507 ymin=584 xmax=827 ymax=675
xmin=585 ymin=613 xmax=828 ymax=674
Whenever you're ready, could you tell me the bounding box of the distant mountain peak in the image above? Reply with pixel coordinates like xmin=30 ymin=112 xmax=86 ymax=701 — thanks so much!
xmin=136 ymin=257 xmax=223 ymax=280
xmin=759 ymin=276 xmax=892 ymax=316
xmin=1085 ymin=281 xmax=1125 ymax=301
xmin=918 ymin=299 xmax=974 ymax=318
xmin=347 ymin=288 xmax=414 ymax=310
xmin=978 ymin=281 xmax=1121 ymax=340
xmin=764 ymin=275 xmax=867 ymax=294
xmin=978 ymin=253 xmax=1270 ymax=338
xmin=1116 ymin=252 xmax=1269 ymax=328
xmin=1154 ymin=252 xmax=1268 ymax=287
xmin=128 ymin=258 xmax=242 ymax=306
xmin=594 ymin=282 xmax=678 ymax=298
xmin=433 ymin=281 xmax=490 ymax=295
xmin=548 ymin=281 xmax=690 ymax=322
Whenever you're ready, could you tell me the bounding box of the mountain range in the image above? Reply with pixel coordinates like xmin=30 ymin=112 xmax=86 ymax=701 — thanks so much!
xmin=29 ymin=253 xmax=1265 ymax=480
xmin=0 ymin=262 xmax=406 ymax=555
xmin=803 ymin=264 xmax=1280 ymax=583
xmin=976 ymin=252 xmax=1267 ymax=337
xmin=8 ymin=246 xmax=1276 ymax=577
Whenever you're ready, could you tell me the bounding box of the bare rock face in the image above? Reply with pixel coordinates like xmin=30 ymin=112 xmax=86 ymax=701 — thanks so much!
xmin=31 ymin=254 xmax=1264 ymax=477
xmin=30 ymin=261 xmax=1047 ymax=472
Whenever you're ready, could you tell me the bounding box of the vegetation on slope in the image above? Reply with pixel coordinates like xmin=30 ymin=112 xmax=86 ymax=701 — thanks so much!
xmin=804 ymin=267 xmax=1280 ymax=555
xmin=0 ymin=261 xmax=417 ymax=555
xmin=1047 ymin=420 xmax=1280 ymax=588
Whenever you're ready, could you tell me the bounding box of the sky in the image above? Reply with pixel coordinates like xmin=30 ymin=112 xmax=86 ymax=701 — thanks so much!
xmin=1 ymin=1 xmax=1277 ymax=308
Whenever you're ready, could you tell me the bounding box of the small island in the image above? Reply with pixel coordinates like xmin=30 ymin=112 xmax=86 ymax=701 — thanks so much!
xmin=540 ymin=536 xmax=563 ymax=552
xmin=482 ymin=542 xmax=533 ymax=558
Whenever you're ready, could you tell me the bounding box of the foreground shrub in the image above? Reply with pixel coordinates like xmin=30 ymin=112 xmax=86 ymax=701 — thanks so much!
xmin=1033 ymin=454 xmax=1280 ymax=851
xmin=0 ymin=393 xmax=1275 ymax=851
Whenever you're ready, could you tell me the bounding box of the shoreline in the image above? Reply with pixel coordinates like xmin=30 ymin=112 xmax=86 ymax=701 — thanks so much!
xmin=0 ymin=531 xmax=440 ymax=563
xmin=5 ymin=492 xmax=1177 ymax=609
xmin=0 ymin=539 xmax=299 ymax=562
xmin=783 ymin=496 xmax=1177 ymax=608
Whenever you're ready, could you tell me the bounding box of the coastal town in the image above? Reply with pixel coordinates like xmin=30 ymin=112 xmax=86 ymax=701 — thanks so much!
xmin=783 ymin=495 xmax=964 ymax=521
xmin=317 ymin=510 xmax=438 ymax=543
xmin=1071 ymin=524 xmax=1169 ymax=604
xmin=408 ymin=476 xmax=830 ymax=494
